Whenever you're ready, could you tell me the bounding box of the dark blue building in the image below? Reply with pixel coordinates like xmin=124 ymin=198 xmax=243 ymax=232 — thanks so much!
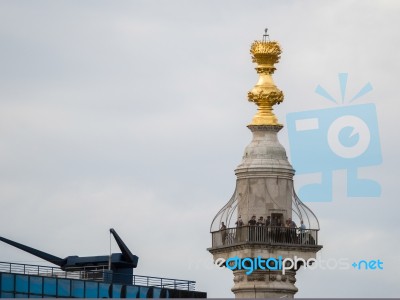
xmin=0 ymin=262 xmax=206 ymax=298
xmin=0 ymin=230 xmax=206 ymax=298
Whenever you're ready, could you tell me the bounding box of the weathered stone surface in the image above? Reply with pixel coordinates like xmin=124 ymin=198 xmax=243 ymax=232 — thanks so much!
xmin=209 ymin=125 xmax=321 ymax=298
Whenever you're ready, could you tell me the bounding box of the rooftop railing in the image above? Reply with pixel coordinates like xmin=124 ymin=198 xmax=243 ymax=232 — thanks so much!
xmin=211 ymin=225 xmax=319 ymax=249
xmin=0 ymin=261 xmax=195 ymax=291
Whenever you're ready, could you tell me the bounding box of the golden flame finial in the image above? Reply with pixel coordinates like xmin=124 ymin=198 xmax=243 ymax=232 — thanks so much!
xmin=247 ymin=29 xmax=284 ymax=126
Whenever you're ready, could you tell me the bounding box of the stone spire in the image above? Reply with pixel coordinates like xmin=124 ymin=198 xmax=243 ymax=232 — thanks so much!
xmin=208 ymin=30 xmax=322 ymax=298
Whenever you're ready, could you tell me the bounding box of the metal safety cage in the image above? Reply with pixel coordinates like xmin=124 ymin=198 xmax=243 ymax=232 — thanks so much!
xmin=210 ymin=187 xmax=320 ymax=232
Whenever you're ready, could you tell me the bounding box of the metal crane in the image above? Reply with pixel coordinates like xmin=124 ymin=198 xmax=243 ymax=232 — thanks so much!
xmin=0 ymin=228 xmax=139 ymax=284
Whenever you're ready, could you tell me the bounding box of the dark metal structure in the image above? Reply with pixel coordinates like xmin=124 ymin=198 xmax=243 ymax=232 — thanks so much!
xmin=0 ymin=228 xmax=138 ymax=284
xmin=210 ymin=187 xmax=320 ymax=232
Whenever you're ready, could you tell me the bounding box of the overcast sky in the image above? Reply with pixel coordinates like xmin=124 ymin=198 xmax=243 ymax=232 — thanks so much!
xmin=0 ymin=0 xmax=399 ymax=298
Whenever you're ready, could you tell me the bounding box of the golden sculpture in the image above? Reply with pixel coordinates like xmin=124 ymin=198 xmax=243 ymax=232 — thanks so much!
xmin=248 ymin=30 xmax=284 ymax=126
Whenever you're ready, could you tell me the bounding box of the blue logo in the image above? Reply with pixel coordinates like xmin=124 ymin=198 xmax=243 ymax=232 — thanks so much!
xmin=352 ymin=259 xmax=383 ymax=270
xmin=287 ymin=73 xmax=382 ymax=202
xmin=215 ymin=256 xmax=384 ymax=273
xmin=220 ymin=256 xmax=316 ymax=275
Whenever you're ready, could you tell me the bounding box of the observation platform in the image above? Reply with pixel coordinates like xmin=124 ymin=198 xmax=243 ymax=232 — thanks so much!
xmin=210 ymin=225 xmax=319 ymax=249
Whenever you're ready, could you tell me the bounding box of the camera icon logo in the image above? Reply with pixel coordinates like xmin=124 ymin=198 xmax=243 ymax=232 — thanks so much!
xmin=287 ymin=73 xmax=382 ymax=202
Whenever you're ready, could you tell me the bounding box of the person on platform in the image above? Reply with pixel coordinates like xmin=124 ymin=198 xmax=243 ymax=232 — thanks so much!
xmin=288 ymin=218 xmax=297 ymax=228
xmin=220 ymin=222 xmax=227 ymax=230
xmin=275 ymin=218 xmax=283 ymax=242
xmin=220 ymin=222 xmax=227 ymax=245
xmin=288 ymin=218 xmax=297 ymax=243
xmin=235 ymin=215 xmax=244 ymax=227
xmin=256 ymin=216 xmax=265 ymax=241
xmin=299 ymin=220 xmax=306 ymax=244
xmin=264 ymin=216 xmax=271 ymax=242
xmin=299 ymin=220 xmax=306 ymax=232
xmin=248 ymin=215 xmax=257 ymax=241
xmin=235 ymin=215 xmax=244 ymax=243
xmin=248 ymin=215 xmax=257 ymax=226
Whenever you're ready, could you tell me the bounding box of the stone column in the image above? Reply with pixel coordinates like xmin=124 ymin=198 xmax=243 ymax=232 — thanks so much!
xmin=232 ymin=269 xmax=298 ymax=298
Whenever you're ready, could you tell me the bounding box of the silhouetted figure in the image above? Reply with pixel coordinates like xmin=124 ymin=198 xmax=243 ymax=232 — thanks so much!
xmin=299 ymin=220 xmax=306 ymax=244
xmin=248 ymin=216 xmax=257 ymax=226
xmin=299 ymin=220 xmax=306 ymax=231
xmin=288 ymin=218 xmax=297 ymax=228
xmin=235 ymin=216 xmax=244 ymax=243
xmin=284 ymin=219 xmax=291 ymax=243
xmin=256 ymin=217 xmax=265 ymax=242
xmin=248 ymin=216 xmax=257 ymax=241
xmin=275 ymin=218 xmax=283 ymax=242
xmin=220 ymin=222 xmax=227 ymax=245
xmin=288 ymin=218 xmax=297 ymax=243
xmin=264 ymin=216 xmax=271 ymax=242
xmin=235 ymin=216 xmax=244 ymax=227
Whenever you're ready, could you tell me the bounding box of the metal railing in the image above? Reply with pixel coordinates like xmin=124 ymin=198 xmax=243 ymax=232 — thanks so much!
xmin=211 ymin=225 xmax=319 ymax=248
xmin=0 ymin=261 xmax=195 ymax=291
